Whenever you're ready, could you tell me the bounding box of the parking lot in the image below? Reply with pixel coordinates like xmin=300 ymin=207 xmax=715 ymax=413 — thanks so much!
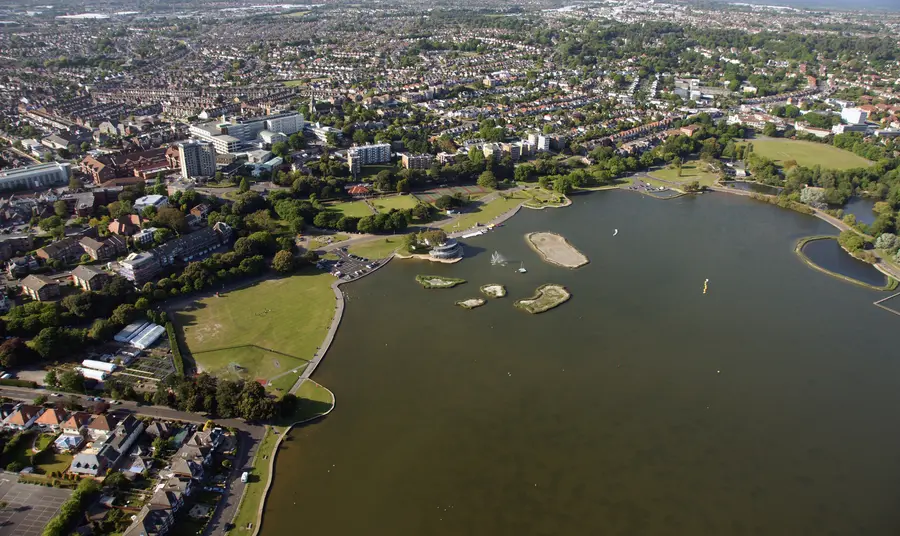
xmin=0 ymin=479 xmax=73 ymax=536
xmin=327 ymin=249 xmax=381 ymax=281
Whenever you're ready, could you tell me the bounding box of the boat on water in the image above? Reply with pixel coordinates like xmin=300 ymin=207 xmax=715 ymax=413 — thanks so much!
xmin=517 ymin=262 xmax=527 ymax=273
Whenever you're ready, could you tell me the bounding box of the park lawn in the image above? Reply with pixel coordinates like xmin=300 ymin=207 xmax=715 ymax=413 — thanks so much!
xmin=649 ymin=162 xmax=720 ymax=187
xmin=175 ymin=272 xmax=336 ymax=382
xmin=309 ymin=233 xmax=348 ymax=250
xmin=440 ymin=192 xmax=527 ymax=232
xmin=371 ymin=195 xmax=418 ymax=212
xmin=347 ymin=237 xmax=404 ymax=259
xmin=230 ymin=427 xmax=280 ymax=536
xmin=266 ymin=364 xmax=307 ymax=395
xmin=275 ymin=380 xmax=334 ymax=425
xmin=328 ymin=200 xmax=372 ymax=218
xmin=358 ymin=164 xmax=397 ymax=179
xmin=740 ymin=139 xmax=872 ymax=170
xmin=522 ymin=187 xmax=567 ymax=207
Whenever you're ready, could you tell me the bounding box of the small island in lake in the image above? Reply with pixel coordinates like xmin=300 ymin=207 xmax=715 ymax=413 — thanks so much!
xmin=456 ymin=298 xmax=486 ymax=309
xmin=526 ymin=232 xmax=589 ymax=268
xmin=416 ymin=275 xmax=467 ymax=289
xmin=515 ymin=284 xmax=571 ymax=314
xmin=480 ymin=284 xmax=507 ymax=298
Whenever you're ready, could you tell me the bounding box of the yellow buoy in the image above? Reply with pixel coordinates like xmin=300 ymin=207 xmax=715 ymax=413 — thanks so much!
xmin=703 ymin=279 xmax=709 ymax=294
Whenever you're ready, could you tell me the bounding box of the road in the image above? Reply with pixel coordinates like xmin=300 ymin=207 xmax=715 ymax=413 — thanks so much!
xmin=0 ymin=385 xmax=264 ymax=536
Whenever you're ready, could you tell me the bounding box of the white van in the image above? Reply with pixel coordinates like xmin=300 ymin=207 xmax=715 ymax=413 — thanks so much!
xmin=241 ymin=471 xmax=249 ymax=483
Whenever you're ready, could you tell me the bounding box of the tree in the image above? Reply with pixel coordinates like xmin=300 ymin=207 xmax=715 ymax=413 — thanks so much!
xmin=396 ymin=178 xmax=410 ymax=193
xmin=477 ymin=170 xmax=498 ymax=190
xmin=154 ymin=208 xmax=186 ymax=233
xmin=58 ymin=370 xmax=85 ymax=393
xmin=62 ymin=293 xmax=93 ymax=318
xmin=272 ymin=250 xmax=295 ymax=273
xmin=89 ymin=318 xmax=115 ymax=341
xmin=54 ymin=200 xmax=68 ymax=219
xmin=238 ymin=381 xmax=276 ymax=421
xmin=271 ymin=141 xmax=289 ymax=158
xmin=44 ymin=370 xmax=59 ymax=388
xmin=0 ymin=338 xmax=35 ymax=368
xmin=763 ymin=122 xmax=778 ymax=137
xmin=239 ymin=177 xmax=250 ymax=193
xmin=153 ymin=228 xmax=173 ymax=245
xmin=110 ymin=304 xmax=136 ymax=326
xmin=357 ymin=215 xmax=376 ymax=234
xmin=68 ymin=177 xmax=81 ymax=191
xmin=875 ymin=233 xmax=898 ymax=252
xmin=216 ymin=380 xmax=242 ymax=418
xmin=39 ymin=215 xmax=63 ymax=231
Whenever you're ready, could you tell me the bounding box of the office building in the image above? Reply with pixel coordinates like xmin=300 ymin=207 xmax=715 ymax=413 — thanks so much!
xmin=0 ymin=162 xmax=70 ymax=191
xmin=188 ymin=112 xmax=304 ymax=154
xmin=401 ymin=153 xmax=433 ymax=170
xmin=841 ymin=108 xmax=868 ymax=125
xmin=177 ymin=140 xmax=217 ymax=179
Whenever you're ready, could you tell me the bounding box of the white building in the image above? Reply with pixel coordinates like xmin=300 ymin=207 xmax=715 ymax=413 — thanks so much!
xmin=188 ymin=112 xmax=303 ymax=154
xmin=177 ymin=140 xmax=217 ymax=179
xmin=348 ymin=143 xmax=391 ymax=174
xmin=841 ymin=108 xmax=868 ymax=125
xmin=0 ymin=162 xmax=71 ymax=191
xmin=527 ymin=133 xmax=550 ymax=152
xmin=134 ymin=195 xmax=169 ymax=213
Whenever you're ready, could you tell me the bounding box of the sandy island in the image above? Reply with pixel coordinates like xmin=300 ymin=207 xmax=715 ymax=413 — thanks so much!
xmin=525 ymin=232 xmax=589 ymax=268
xmin=515 ymin=284 xmax=571 ymax=314
xmin=456 ymin=298 xmax=486 ymax=309
xmin=480 ymin=284 xmax=507 ymax=298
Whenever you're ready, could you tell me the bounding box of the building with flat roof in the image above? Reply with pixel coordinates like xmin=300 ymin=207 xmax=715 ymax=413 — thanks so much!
xmin=348 ymin=143 xmax=391 ymax=174
xmin=401 ymin=153 xmax=433 ymax=170
xmin=0 ymin=162 xmax=70 ymax=191
xmin=177 ymin=140 xmax=217 ymax=179
xmin=134 ymin=195 xmax=169 ymax=213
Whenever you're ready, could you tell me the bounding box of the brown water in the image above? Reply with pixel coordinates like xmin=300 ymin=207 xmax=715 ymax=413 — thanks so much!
xmin=262 ymin=190 xmax=900 ymax=536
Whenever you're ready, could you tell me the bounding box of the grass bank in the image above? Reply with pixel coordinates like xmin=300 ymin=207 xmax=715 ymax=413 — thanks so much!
xmin=439 ymin=191 xmax=527 ymax=232
xmin=795 ymin=236 xmax=899 ymax=291
xmin=739 ymin=139 xmax=872 ymax=170
xmin=347 ymin=236 xmax=404 ymax=259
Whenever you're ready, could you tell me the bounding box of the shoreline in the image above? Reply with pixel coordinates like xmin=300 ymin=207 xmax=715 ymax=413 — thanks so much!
xmin=394 ymin=252 xmax=463 ymax=264
xmin=794 ymin=235 xmax=899 ymax=292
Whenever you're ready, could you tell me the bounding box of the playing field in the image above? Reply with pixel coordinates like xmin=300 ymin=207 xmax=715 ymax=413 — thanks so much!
xmin=440 ymin=191 xmax=527 ymax=232
xmin=649 ymin=161 xmax=721 ymax=187
xmin=370 ymin=195 xmax=418 ymax=212
xmin=741 ymin=139 xmax=872 ymax=170
xmin=413 ymin=185 xmax=490 ymax=203
xmin=328 ymin=200 xmax=373 ymax=218
xmin=175 ymin=272 xmax=337 ymax=382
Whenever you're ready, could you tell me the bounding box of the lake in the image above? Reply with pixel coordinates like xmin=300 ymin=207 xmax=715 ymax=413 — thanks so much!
xmin=801 ymin=238 xmax=887 ymax=288
xmin=721 ymin=180 xmax=783 ymax=195
xmin=843 ymin=196 xmax=877 ymax=226
xmin=262 ymin=190 xmax=900 ymax=536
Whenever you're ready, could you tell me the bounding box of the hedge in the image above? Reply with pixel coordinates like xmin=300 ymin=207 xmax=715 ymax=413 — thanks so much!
xmin=166 ymin=322 xmax=185 ymax=377
xmin=42 ymin=478 xmax=99 ymax=536
xmin=0 ymin=379 xmax=37 ymax=388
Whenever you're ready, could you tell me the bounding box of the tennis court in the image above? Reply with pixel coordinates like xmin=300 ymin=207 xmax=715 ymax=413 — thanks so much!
xmin=413 ymin=185 xmax=489 ymax=203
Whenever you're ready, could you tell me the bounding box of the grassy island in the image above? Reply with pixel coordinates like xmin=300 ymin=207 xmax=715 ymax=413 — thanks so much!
xmin=416 ymin=275 xmax=467 ymax=289
xmin=526 ymin=232 xmax=589 ymax=268
xmin=515 ymin=284 xmax=572 ymax=314
xmin=480 ymin=284 xmax=507 ymax=298
xmin=456 ymin=298 xmax=487 ymax=309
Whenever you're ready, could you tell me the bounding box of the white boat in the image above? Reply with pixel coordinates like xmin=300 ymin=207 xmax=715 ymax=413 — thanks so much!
xmin=517 ymin=262 xmax=527 ymax=273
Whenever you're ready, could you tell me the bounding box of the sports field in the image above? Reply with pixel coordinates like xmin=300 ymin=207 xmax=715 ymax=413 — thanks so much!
xmin=649 ymin=160 xmax=720 ymax=187
xmin=413 ymin=185 xmax=490 ymax=203
xmin=328 ymin=200 xmax=373 ymax=218
xmin=175 ymin=272 xmax=337 ymax=382
xmin=371 ymin=195 xmax=418 ymax=212
xmin=741 ymin=139 xmax=871 ymax=170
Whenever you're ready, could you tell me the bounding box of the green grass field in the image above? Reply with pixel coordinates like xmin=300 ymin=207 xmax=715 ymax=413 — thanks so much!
xmin=309 ymin=233 xmax=348 ymax=250
xmin=175 ymin=272 xmax=337 ymax=382
xmin=328 ymin=201 xmax=373 ymax=218
xmin=266 ymin=365 xmax=307 ymax=395
xmin=371 ymin=195 xmax=417 ymax=212
xmin=741 ymin=139 xmax=872 ymax=170
xmin=440 ymin=192 xmax=527 ymax=232
xmin=649 ymin=161 xmax=720 ymax=187
xmin=347 ymin=237 xmax=404 ymax=259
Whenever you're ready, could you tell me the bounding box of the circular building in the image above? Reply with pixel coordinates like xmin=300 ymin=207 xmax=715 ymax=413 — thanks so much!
xmin=429 ymin=239 xmax=463 ymax=260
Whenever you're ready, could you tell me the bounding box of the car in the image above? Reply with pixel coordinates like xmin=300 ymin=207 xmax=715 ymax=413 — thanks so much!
xmin=51 ymin=393 xmax=63 ymax=397
xmin=111 ymin=400 xmax=121 ymax=405
xmin=241 ymin=472 xmax=250 ymax=483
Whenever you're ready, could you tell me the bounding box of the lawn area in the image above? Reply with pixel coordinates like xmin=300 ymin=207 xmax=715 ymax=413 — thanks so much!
xmin=347 ymin=236 xmax=404 ymax=259
xmin=275 ymin=380 xmax=334 ymax=426
xmin=740 ymin=139 xmax=872 ymax=170
xmin=370 ymin=195 xmax=418 ymax=212
xmin=230 ymin=427 xmax=279 ymax=536
xmin=328 ymin=200 xmax=372 ymax=218
xmin=649 ymin=161 xmax=721 ymax=187
xmin=175 ymin=271 xmax=337 ymax=382
xmin=265 ymin=365 xmax=307 ymax=395
xmin=309 ymin=233 xmax=348 ymax=249
xmin=34 ymin=433 xmax=54 ymax=451
xmin=36 ymin=451 xmax=73 ymax=475
xmin=440 ymin=191 xmax=527 ymax=232
xmin=522 ymin=187 xmax=568 ymax=208
xmin=357 ymin=164 xmax=397 ymax=179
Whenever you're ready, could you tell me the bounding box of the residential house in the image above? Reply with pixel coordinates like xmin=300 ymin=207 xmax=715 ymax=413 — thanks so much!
xmin=71 ymin=264 xmax=111 ymax=291
xmin=6 ymin=255 xmax=38 ymax=278
xmin=55 ymin=411 xmax=92 ymax=452
xmin=70 ymin=414 xmax=145 ymax=476
xmin=79 ymin=235 xmax=126 ymax=261
xmin=145 ymin=422 xmax=171 ymax=438
xmin=3 ymin=404 xmax=43 ymax=430
xmin=122 ymin=504 xmax=175 ymax=536
xmin=86 ymin=413 xmax=118 ymax=441
xmin=34 ymin=408 xmax=67 ymax=431
xmin=20 ymin=274 xmax=60 ymax=301
xmin=189 ymin=204 xmax=210 ymax=220
xmin=108 ymin=215 xmax=142 ymax=237
xmin=680 ymin=124 xmax=702 ymax=137
xmin=36 ymin=237 xmax=84 ymax=263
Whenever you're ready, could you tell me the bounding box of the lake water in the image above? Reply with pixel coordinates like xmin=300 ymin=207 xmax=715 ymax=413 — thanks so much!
xmin=722 ymin=180 xmax=783 ymax=195
xmin=801 ymin=238 xmax=887 ymax=288
xmin=262 ymin=190 xmax=900 ymax=536
xmin=843 ymin=197 xmax=877 ymax=226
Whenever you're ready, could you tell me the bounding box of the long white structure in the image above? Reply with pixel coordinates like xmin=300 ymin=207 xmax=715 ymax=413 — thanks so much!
xmin=81 ymin=359 xmax=117 ymax=373
xmin=189 ymin=112 xmax=304 ymax=153
xmin=0 ymin=162 xmax=71 ymax=191
xmin=131 ymin=324 xmax=166 ymax=350
xmin=76 ymin=367 xmax=108 ymax=381
xmin=115 ymin=321 xmax=150 ymax=343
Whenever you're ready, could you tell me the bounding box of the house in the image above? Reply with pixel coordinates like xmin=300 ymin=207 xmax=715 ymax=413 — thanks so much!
xmin=679 ymin=124 xmax=702 ymax=137
xmin=20 ymin=274 xmax=60 ymax=302
xmin=3 ymin=404 xmax=43 ymax=430
xmin=122 ymin=454 xmax=151 ymax=478
xmin=86 ymin=413 xmax=118 ymax=441
xmin=34 ymin=408 xmax=67 ymax=431
xmin=36 ymin=237 xmax=84 ymax=263
xmin=72 ymin=264 xmax=111 ymax=291
xmin=108 ymin=217 xmax=140 ymax=236
xmin=61 ymin=411 xmax=92 ymax=433
xmin=145 ymin=421 xmax=171 ymax=438
xmin=122 ymin=503 xmax=176 ymax=536
xmin=70 ymin=414 xmax=144 ymax=476
xmin=79 ymin=235 xmax=126 ymax=261
xmin=70 ymin=445 xmax=118 ymax=476
xmin=6 ymin=255 xmax=38 ymax=278
xmin=189 ymin=204 xmax=210 ymax=220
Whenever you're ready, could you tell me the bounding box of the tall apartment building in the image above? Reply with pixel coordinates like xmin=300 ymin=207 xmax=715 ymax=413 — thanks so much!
xmin=401 ymin=153 xmax=433 ymax=170
xmin=188 ymin=112 xmax=304 ymax=154
xmin=177 ymin=140 xmax=217 ymax=179
xmin=527 ymin=133 xmax=550 ymax=152
xmin=348 ymin=143 xmax=391 ymax=174
xmin=0 ymin=162 xmax=71 ymax=191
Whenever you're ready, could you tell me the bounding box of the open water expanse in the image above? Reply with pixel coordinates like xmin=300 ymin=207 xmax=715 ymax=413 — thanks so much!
xmin=262 ymin=190 xmax=900 ymax=536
